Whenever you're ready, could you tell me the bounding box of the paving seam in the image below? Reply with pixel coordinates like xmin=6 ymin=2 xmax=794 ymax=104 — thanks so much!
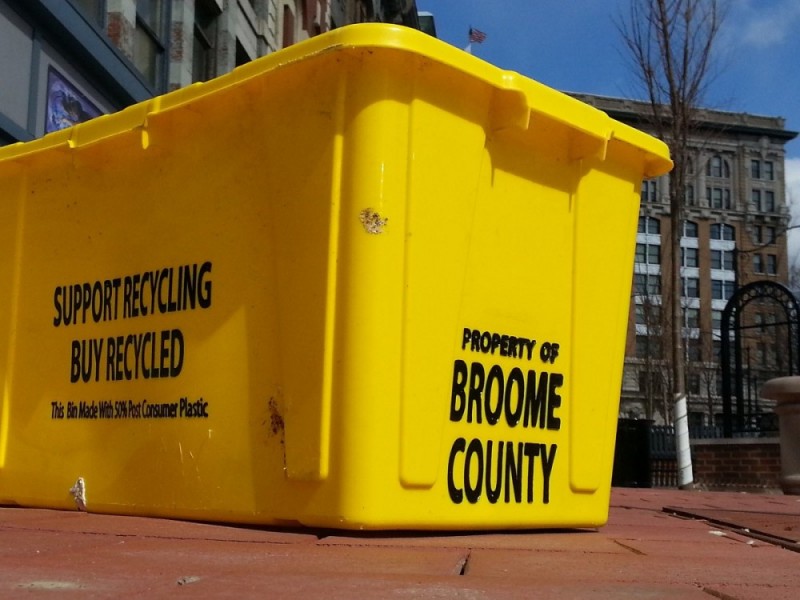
xmin=663 ymin=507 xmax=800 ymax=553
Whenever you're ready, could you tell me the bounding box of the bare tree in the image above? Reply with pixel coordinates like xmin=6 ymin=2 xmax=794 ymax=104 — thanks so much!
xmin=618 ymin=0 xmax=725 ymax=487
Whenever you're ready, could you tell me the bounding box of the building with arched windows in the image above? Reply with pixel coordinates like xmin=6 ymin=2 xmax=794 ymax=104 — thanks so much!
xmin=574 ymin=94 xmax=798 ymax=430
xmin=0 ymin=1 xmax=420 ymax=145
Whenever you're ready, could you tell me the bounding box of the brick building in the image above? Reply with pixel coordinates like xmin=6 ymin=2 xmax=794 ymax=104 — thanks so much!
xmin=574 ymin=94 xmax=798 ymax=429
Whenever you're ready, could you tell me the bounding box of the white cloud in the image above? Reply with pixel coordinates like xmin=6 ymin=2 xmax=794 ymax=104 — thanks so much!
xmin=786 ymin=157 xmax=800 ymax=273
xmin=736 ymin=1 xmax=800 ymax=48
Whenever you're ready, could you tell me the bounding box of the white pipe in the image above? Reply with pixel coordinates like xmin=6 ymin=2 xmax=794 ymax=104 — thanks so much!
xmin=674 ymin=394 xmax=694 ymax=488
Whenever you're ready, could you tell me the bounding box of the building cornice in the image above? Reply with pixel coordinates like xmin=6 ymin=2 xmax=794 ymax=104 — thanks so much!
xmin=570 ymin=93 xmax=799 ymax=144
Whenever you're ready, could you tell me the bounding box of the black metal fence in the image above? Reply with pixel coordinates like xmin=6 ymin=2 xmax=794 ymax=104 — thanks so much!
xmin=612 ymin=421 xmax=679 ymax=488
xmin=612 ymin=417 xmax=780 ymax=488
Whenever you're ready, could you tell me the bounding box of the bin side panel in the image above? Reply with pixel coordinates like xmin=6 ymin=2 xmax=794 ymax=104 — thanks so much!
xmin=397 ymin=71 xmax=495 ymax=488
xmin=0 ymin=164 xmax=25 ymax=472
xmin=568 ymin=142 xmax=643 ymax=496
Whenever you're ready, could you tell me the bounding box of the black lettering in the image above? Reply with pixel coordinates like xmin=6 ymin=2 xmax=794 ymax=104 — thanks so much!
xmin=504 ymin=367 xmax=524 ymax=427
xmin=170 ymin=329 xmax=184 ymax=377
xmin=484 ymin=365 xmax=504 ymax=425
xmin=524 ymin=443 xmax=539 ymax=503
xmin=547 ymin=373 xmax=563 ymax=430
xmin=479 ymin=332 xmax=491 ymax=353
xmin=123 ymin=276 xmax=132 ymax=318
xmin=523 ymin=370 xmax=549 ymax=428
xmin=158 ymin=268 xmax=169 ymax=313
xmin=471 ymin=329 xmax=480 ymax=352
xmin=73 ymin=284 xmax=83 ymax=323
xmin=447 ymin=438 xmax=466 ymax=504
xmin=462 ymin=328 xmax=472 ymax=350
xmin=70 ymin=340 xmax=81 ymax=383
xmin=197 ymin=261 xmax=212 ymax=309
xmin=467 ymin=362 xmax=484 ymax=423
xmin=54 ymin=287 xmax=63 ymax=326
xmin=450 ymin=360 xmax=467 ymax=422
xmin=542 ymin=444 xmax=557 ymax=504
xmin=464 ymin=438 xmax=483 ymax=504
xmin=485 ymin=440 xmax=503 ymax=504
xmin=505 ymin=441 xmax=523 ymax=503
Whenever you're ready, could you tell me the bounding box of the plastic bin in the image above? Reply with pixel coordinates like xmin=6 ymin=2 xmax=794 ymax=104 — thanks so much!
xmin=0 ymin=24 xmax=671 ymax=529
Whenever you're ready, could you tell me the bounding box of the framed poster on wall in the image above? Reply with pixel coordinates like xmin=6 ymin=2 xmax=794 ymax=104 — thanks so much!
xmin=45 ymin=66 xmax=102 ymax=133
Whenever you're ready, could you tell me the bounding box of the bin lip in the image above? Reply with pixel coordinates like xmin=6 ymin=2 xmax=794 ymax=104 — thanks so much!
xmin=0 ymin=23 xmax=671 ymax=178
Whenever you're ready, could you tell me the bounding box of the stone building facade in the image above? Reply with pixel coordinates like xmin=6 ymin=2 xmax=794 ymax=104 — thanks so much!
xmin=0 ymin=0 xmax=419 ymax=145
xmin=574 ymin=94 xmax=798 ymax=429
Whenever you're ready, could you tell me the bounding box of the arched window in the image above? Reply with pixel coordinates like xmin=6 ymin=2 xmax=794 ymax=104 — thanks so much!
xmin=683 ymin=220 xmax=698 ymax=238
xmin=706 ymin=155 xmax=730 ymax=179
xmin=710 ymin=223 xmax=735 ymax=241
xmin=638 ymin=216 xmax=660 ymax=234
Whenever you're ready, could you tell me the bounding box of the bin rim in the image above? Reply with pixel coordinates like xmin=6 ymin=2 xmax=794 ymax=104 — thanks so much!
xmin=0 ymin=23 xmax=671 ymax=178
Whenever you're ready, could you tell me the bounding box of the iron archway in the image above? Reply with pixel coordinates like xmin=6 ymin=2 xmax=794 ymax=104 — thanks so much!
xmin=720 ymin=280 xmax=800 ymax=436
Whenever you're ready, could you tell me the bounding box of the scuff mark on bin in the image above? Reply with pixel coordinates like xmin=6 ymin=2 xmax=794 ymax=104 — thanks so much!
xmin=359 ymin=208 xmax=388 ymax=234
xmin=268 ymin=397 xmax=285 ymax=437
xmin=69 ymin=477 xmax=87 ymax=511
xmin=265 ymin=397 xmax=288 ymax=471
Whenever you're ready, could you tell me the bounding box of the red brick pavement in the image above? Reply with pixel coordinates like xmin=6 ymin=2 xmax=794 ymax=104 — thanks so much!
xmin=1 ymin=488 xmax=799 ymax=598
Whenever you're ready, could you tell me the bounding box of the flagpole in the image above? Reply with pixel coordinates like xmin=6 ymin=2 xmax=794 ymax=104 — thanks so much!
xmin=464 ymin=42 xmax=472 ymax=54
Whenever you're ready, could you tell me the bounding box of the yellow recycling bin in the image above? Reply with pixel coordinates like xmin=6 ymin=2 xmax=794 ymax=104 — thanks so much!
xmin=0 ymin=24 xmax=671 ymax=529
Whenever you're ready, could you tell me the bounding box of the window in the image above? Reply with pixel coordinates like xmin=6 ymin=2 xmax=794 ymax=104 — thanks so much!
xmin=712 ymin=279 xmax=735 ymax=300
xmin=707 ymin=187 xmax=731 ymax=209
xmin=685 ymin=308 xmax=699 ymax=328
xmin=712 ymin=310 xmax=722 ymax=330
xmin=688 ymin=374 xmax=701 ymax=395
xmin=634 ymin=273 xmax=661 ymax=296
xmin=710 ymin=223 xmax=735 ymax=241
xmin=767 ymin=254 xmax=778 ymax=275
xmin=641 ymin=180 xmax=658 ymax=202
xmin=752 ymin=159 xmax=775 ymax=180
xmin=638 ymin=216 xmax=660 ymax=234
xmin=635 ymin=304 xmax=661 ymax=326
xmin=751 ymin=159 xmax=761 ymax=180
xmin=682 ymin=277 xmax=699 ymax=298
xmin=706 ymin=155 xmax=730 ymax=179
xmin=751 ymin=189 xmax=761 ymax=210
xmin=753 ymin=253 xmax=764 ymax=273
xmin=638 ymin=370 xmax=663 ymax=394
xmin=636 ymin=336 xmax=662 ymax=360
xmin=134 ymin=0 xmax=168 ymax=89
xmin=282 ymin=4 xmax=295 ymax=47
xmin=710 ymin=249 xmax=734 ymax=270
xmin=682 ymin=247 xmax=699 ymax=268
xmin=73 ymin=0 xmax=106 ymax=28
xmin=754 ymin=225 xmax=776 ymax=245
xmin=756 ymin=342 xmax=767 ymax=367
xmin=193 ymin=0 xmax=220 ymax=82
xmin=683 ymin=221 xmax=698 ymax=238
xmin=764 ymin=190 xmax=775 ymax=212
xmin=687 ymin=340 xmax=702 ymax=362
xmin=685 ymin=184 xmax=695 ymax=206
xmin=636 ymin=243 xmax=660 ymax=265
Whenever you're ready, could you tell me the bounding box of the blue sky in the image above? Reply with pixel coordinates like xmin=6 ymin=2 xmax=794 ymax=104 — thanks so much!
xmin=416 ymin=0 xmax=800 ymax=256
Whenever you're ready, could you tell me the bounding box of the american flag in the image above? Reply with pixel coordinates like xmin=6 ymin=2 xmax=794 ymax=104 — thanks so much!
xmin=468 ymin=27 xmax=487 ymax=44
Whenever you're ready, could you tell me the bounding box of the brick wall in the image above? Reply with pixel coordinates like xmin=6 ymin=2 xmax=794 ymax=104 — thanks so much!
xmin=691 ymin=438 xmax=781 ymax=491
